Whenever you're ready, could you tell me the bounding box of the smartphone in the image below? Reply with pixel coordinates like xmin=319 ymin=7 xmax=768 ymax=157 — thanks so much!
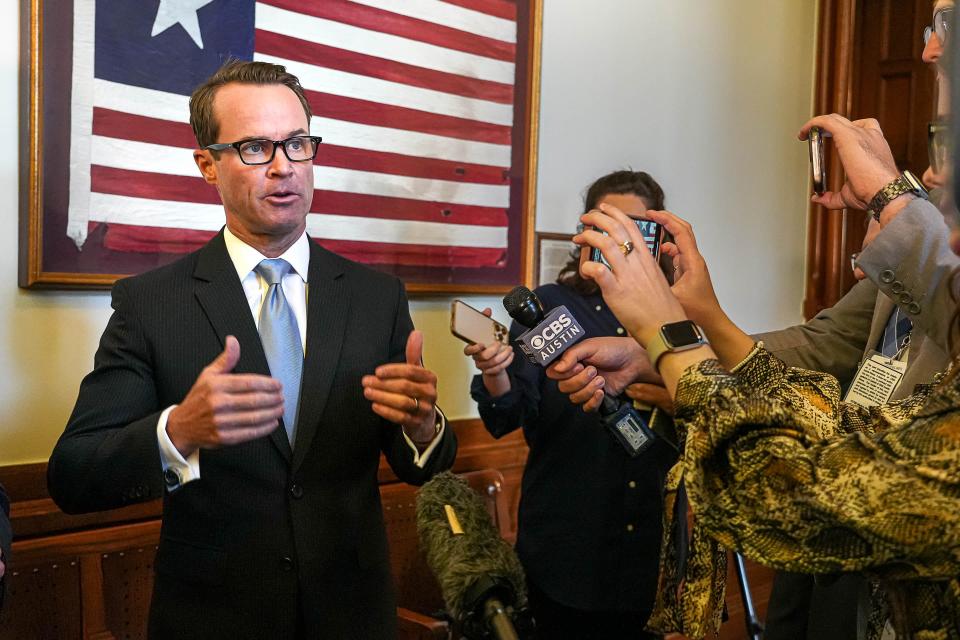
xmin=450 ymin=300 xmax=509 ymax=345
xmin=809 ymin=126 xmax=826 ymax=195
xmin=582 ymin=218 xmax=664 ymax=268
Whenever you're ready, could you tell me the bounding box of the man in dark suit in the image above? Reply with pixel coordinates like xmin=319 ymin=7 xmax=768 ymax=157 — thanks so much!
xmin=47 ymin=60 xmax=456 ymax=640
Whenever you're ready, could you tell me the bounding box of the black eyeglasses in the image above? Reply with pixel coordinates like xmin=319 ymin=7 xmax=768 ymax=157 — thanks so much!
xmin=923 ymin=7 xmax=953 ymax=46
xmin=203 ymin=135 xmax=322 ymax=165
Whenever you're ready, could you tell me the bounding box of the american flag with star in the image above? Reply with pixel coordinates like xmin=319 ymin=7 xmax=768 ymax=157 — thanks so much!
xmin=65 ymin=0 xmax=528 ymax=283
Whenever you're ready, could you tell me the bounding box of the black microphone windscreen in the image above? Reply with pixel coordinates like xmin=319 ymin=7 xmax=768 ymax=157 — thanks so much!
xmin=416 ymin=472 xmax=527 ymax=621
xmin=502 ymin=286 xmax=544 ymax=328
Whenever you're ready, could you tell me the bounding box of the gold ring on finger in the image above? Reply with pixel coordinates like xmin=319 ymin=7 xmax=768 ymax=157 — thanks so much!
xmin=412 ymin=397 xmax=420 ymax=413
xmin=619 ymin=240 xmax=634 ymax=256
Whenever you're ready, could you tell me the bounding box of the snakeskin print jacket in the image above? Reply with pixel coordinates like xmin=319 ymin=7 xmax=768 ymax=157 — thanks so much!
xmin=646 ymin=345 xmax=960 ymax=640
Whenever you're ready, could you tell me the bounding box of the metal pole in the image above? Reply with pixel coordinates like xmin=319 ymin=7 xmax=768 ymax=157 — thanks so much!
xmin=734 ymin=552 xmax=764 ymax=640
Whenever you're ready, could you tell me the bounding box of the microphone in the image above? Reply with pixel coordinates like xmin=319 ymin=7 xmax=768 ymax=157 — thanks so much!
xmin=502 ymin=286 xmax=586 ymax=366
xmin=503 ymin=286 xmax=662 ymax=457
xmin=416 ymin=472 xmax=533 ymax=640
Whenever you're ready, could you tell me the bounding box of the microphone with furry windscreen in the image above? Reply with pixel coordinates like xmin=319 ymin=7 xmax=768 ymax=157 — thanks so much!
xmin=416 ymin=472 xmax=534 ymax=639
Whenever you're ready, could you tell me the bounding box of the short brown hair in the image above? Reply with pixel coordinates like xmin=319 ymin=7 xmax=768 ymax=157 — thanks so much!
xmin=189 ymin=59 xmax=312 ymax=148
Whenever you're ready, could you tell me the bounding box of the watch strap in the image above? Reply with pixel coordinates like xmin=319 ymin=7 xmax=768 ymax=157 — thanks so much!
xmin=645 ymin=331 xmax=671 ymax=371
xmin=868 ymin=171 xmax=928 ymax=220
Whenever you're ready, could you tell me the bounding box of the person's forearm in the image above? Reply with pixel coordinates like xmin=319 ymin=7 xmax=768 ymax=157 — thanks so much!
xmin=695 ymin=309 xmax=756 ymax=370
xmin=657 ymin=345 xmax=717 ymax=398
xmin=482 ymin=371 xmax=512 ymax=397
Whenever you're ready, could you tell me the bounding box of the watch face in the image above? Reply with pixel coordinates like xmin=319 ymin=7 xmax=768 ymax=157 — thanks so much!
xmin=661 ymin=321 xmax=703 ymax=348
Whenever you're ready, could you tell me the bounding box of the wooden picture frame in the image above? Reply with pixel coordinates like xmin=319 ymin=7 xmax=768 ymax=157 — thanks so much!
xmin=19 ymin=0 xmax=542 ymax=294
xmin=533 ymin=232 xmax=575 ymax=288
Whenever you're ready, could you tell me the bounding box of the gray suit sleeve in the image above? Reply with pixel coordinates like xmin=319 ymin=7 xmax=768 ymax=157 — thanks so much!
xmin=857 ymin=199 xmax=958 ymax=352
xmin=755 ymin=279 xmax=878 ymax=389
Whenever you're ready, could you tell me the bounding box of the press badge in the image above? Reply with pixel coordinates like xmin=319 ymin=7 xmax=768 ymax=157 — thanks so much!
xmin=844 ymin=352 xmax=907 ymax=408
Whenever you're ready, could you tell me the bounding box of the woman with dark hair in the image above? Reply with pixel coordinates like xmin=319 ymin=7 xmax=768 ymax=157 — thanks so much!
xmin=465 ymin=170 xmax=677 ymax=639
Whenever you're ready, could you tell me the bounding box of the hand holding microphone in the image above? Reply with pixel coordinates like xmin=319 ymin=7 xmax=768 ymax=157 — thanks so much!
xmin=546 ymin=336 xmax=658 ymax=412
xmin=502 ymin=285 xmax=663 ymax=456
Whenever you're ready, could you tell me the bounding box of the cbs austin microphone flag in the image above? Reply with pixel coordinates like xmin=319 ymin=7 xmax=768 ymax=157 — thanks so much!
xmin=67 ymin=0 xmax=517 ymax=268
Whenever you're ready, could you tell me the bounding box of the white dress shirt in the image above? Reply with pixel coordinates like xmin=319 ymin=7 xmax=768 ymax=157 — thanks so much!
xmin=157 ymin=227 xmax=444 ymax=488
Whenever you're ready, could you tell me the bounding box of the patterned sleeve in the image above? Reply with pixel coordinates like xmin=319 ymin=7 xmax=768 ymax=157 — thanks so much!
xmin=647 ymin=348 xmax=960 ymax=638
xmin=676 ymin=347 xmax=957 ymax=575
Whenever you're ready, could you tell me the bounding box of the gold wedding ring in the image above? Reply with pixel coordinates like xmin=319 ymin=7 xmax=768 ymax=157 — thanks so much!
xmin=619 ymin=240 xmax=634 ymax=256
xmin=412 ymin=397 xmax=420 ymax=413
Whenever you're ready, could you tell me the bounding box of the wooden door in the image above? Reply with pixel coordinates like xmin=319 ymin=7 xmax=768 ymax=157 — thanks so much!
xmin=804 ymin=0 xmax=937 ymax=317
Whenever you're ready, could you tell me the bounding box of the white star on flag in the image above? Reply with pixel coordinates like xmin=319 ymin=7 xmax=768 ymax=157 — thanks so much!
xmin=151 ymin=0 xmax=215 ymax=49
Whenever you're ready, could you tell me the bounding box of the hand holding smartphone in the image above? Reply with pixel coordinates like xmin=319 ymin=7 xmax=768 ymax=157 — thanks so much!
xmin=450 ymin=300 xmax=509 ymax=346
xmin=580 ymin=217 xmax=666 ymax=272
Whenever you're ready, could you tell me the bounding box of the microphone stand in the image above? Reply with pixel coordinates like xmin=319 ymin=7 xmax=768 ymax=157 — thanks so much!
xmin=733 ymin=552 xmax=764 ymax=640
xmin=484 ymin=597 xmax=520 ymax=640
xmin=461 ymin=575 xmax=527 ymax=640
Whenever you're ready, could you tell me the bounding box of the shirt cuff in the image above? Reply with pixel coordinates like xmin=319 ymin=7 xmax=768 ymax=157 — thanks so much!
xmin=402 ymin=408 xmax=447 ymax=469
xmin=157 ymin=405 xmax=201 ymax=490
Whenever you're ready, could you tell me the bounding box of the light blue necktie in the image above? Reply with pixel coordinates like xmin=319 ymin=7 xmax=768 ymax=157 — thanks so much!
xmin=255 ymin=259 xmax=303 ymax=445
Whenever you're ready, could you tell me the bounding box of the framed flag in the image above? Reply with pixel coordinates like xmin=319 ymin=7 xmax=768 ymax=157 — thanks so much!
xmin=19 ymin=0 xmax=542 ymax=294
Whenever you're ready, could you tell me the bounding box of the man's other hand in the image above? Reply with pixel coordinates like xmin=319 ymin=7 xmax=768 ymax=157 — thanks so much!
xmin=362 ymin=330 xmax=440 ymax=445
xmin=166 ymin=336 xmax=284 ymax=457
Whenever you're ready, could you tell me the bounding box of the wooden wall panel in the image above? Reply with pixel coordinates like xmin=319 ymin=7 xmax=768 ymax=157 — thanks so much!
xmin=0 ymin=556 xmax=82 ymax=639
xmin=101 ymin=546 xmax=157 ymax=640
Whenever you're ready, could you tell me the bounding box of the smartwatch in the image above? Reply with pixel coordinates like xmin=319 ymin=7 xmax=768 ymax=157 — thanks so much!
xmin=867 ymin=171 xmax=929 ymax=220
xmin=645 ymin=320 xmax=705 ymax=369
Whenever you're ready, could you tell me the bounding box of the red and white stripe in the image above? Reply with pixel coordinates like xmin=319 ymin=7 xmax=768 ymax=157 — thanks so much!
xmin=68 ymin=0 xmax=517 ymax=268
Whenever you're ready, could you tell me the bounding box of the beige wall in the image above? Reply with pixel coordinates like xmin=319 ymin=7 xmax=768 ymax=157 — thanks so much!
xmin=0 ymin=1 xmax=817 ymax=464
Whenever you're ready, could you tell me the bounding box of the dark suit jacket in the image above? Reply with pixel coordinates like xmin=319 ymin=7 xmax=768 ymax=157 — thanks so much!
xmin=47 ymin=233 xmax=457 ymax=640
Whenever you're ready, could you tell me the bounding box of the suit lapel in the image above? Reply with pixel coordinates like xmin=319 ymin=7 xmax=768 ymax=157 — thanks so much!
xmin=193 ymin=232 xmax=293 ymax=463
xmin=292 ymin=240 xmax=350 ymax=473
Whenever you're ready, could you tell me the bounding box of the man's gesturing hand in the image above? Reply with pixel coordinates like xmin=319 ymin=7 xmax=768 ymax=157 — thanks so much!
xmin=362 ymin=330 xmax=440 ymax=446
xmin=166 ymin=336 xmax=284 ymax=458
